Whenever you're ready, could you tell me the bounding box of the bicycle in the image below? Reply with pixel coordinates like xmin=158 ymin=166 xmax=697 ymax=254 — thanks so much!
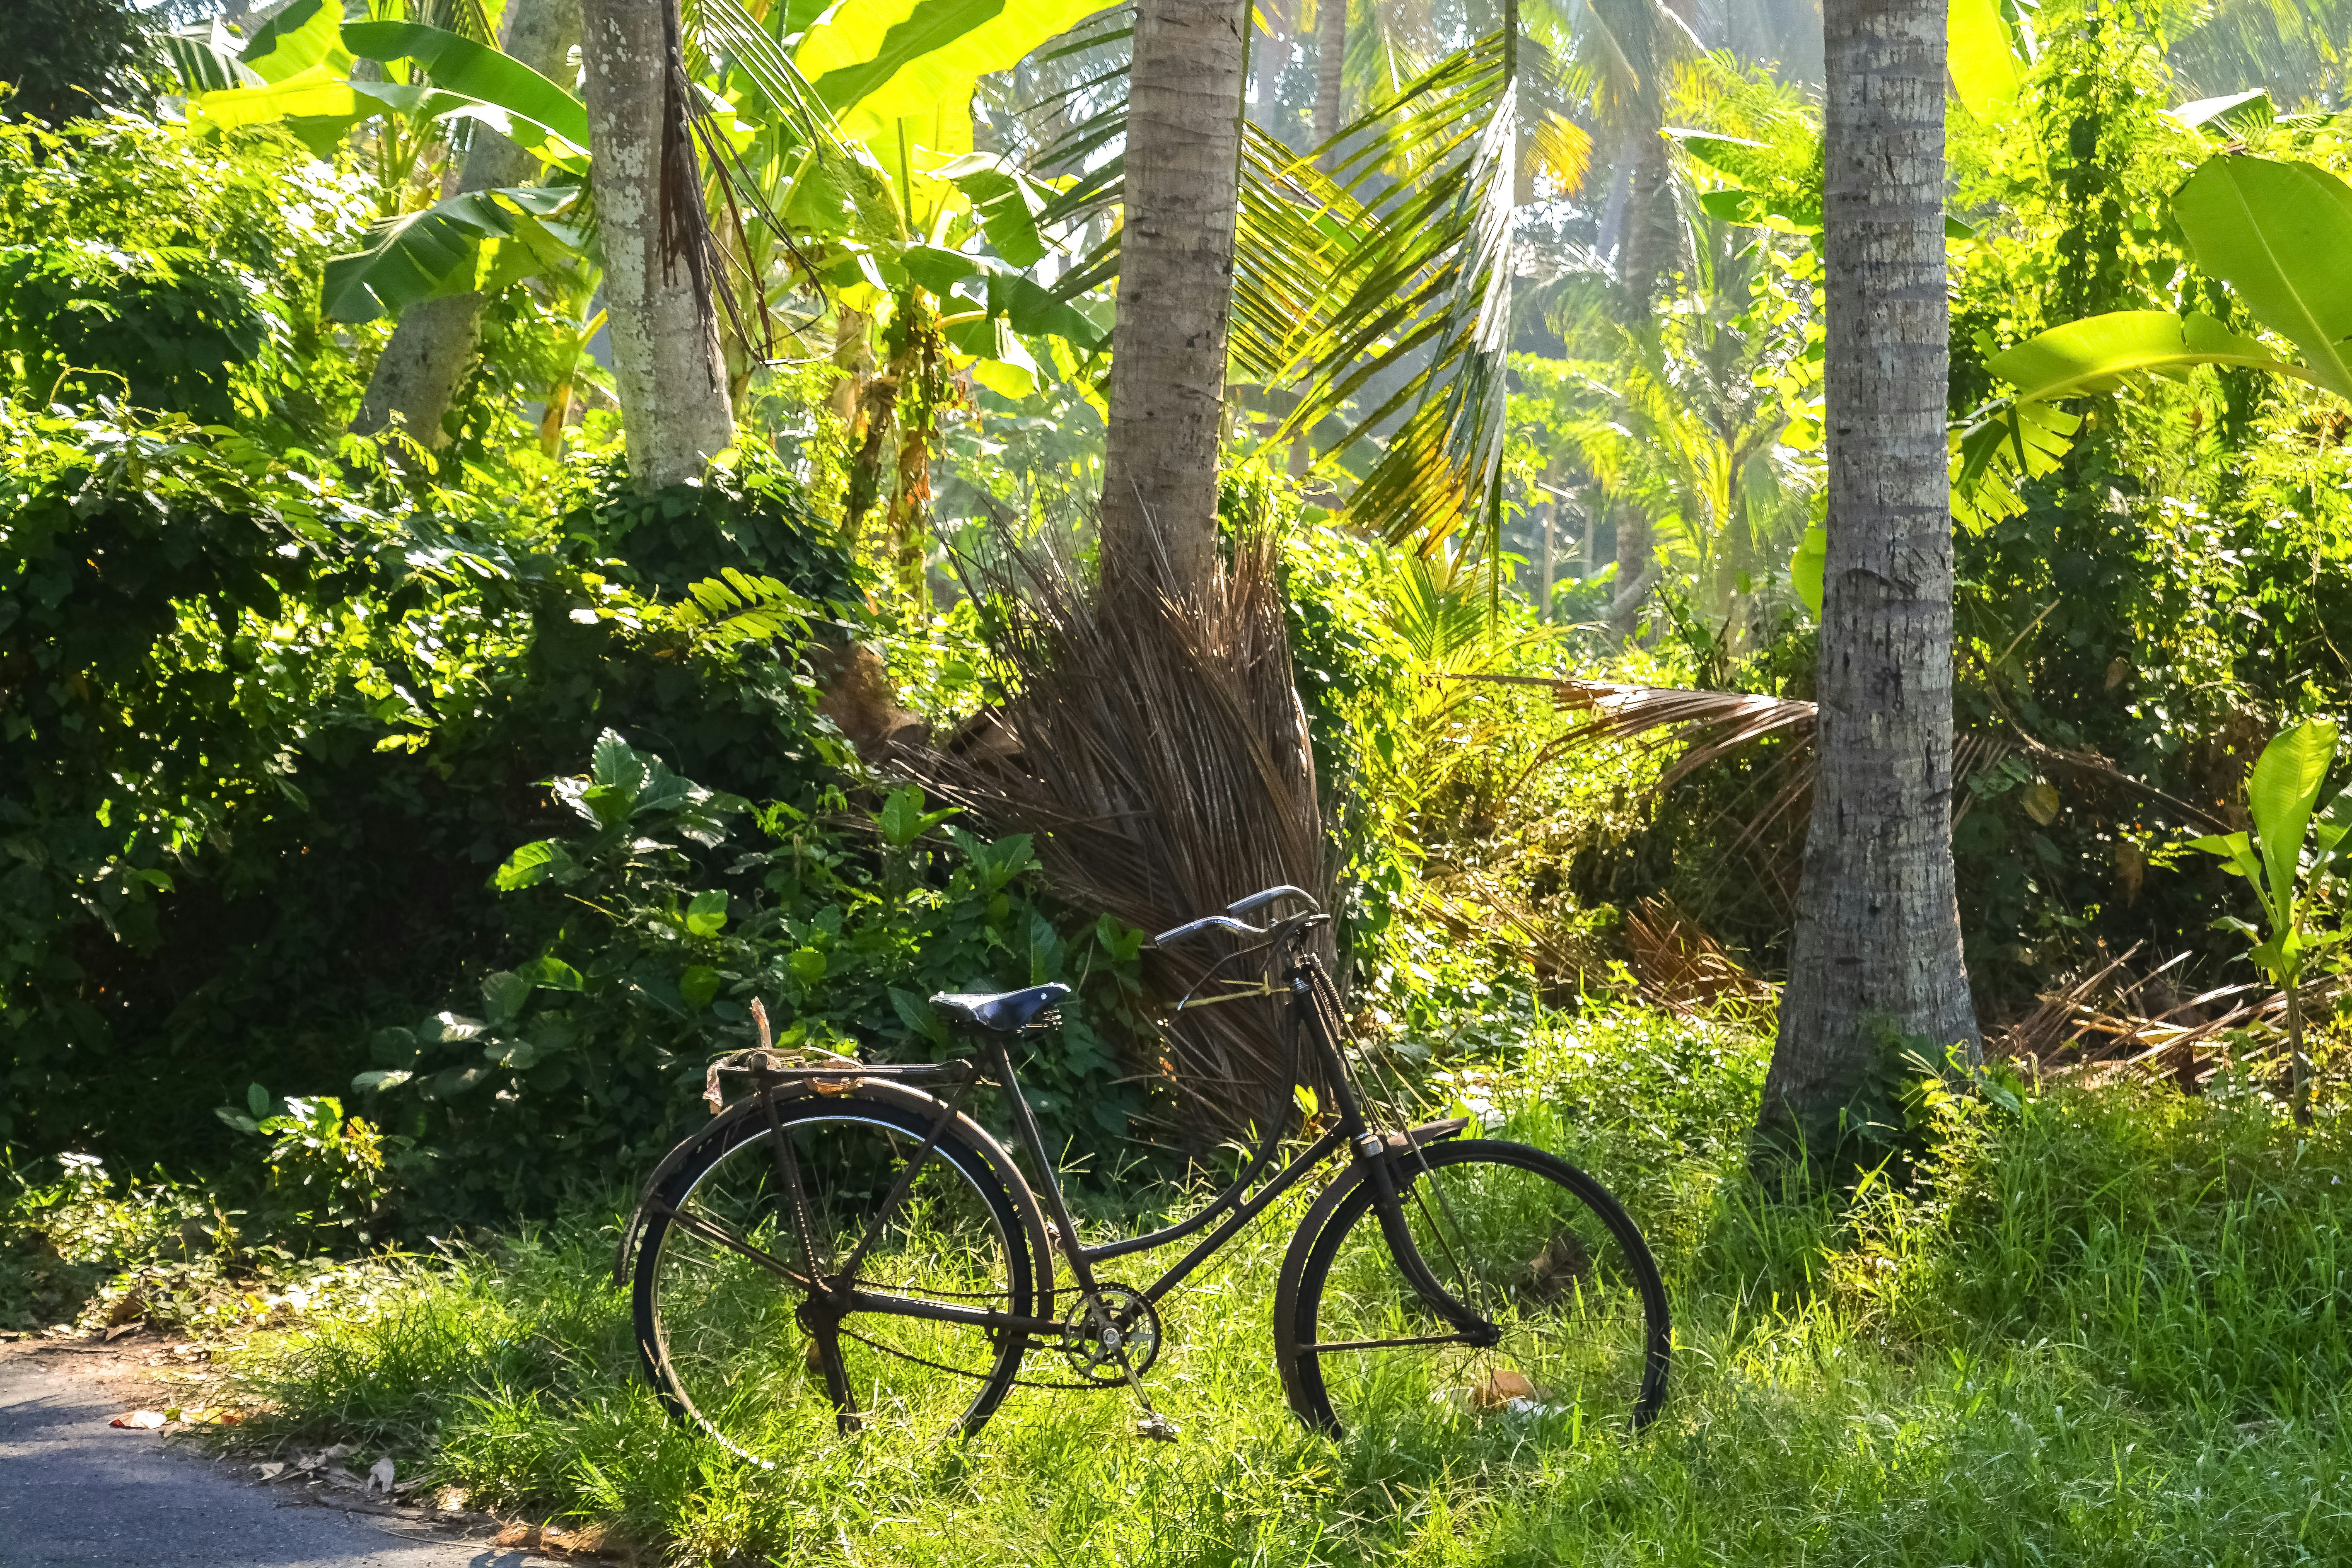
xmin=616 ymin=885 xmax=1669 ymax=1458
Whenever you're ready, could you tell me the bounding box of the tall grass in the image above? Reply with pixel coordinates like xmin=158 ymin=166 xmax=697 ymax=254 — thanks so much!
xmin=226 ymin=1010 xmax=2352 ymax=1565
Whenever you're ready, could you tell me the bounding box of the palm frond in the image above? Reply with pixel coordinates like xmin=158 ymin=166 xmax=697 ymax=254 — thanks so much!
xmin=1262 ymin=31 xmax=1518 ymax=562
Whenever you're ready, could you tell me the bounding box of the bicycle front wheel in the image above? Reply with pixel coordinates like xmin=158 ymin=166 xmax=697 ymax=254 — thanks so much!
xmin=1278 ymin=1139 xmax=1669 ymax=1440
xmin=632 ymin=1093 xmax=1041 ymax=1461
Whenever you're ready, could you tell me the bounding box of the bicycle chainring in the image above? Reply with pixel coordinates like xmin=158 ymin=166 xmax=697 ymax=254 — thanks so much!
xmin=1059 ymin=1283 xmax=1162 ymax=1384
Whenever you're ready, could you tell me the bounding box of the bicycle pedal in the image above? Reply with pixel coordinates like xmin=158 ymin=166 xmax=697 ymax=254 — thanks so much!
xmin=1135 ymin=1413 xmax=1181 ymax=1442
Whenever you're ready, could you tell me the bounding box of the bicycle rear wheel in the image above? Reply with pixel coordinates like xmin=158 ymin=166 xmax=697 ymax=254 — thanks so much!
xmin=631 ymin=1092 xmax=1041 ymax=1460
xmin=1277 ymin=1139 xmax=1669 ymax=1440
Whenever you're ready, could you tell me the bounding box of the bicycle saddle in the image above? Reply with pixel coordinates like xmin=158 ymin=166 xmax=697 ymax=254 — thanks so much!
xmin=929 ymin=983 xmax=1071 ymax=1032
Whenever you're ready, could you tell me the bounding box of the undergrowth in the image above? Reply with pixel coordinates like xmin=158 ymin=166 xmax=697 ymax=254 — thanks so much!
xmin=205 ymin=1007 xmax=2352 ymax=1566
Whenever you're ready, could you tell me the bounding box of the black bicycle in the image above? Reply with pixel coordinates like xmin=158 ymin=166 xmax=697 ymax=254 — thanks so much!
xmin=616 ymin=885 xmax=1669 ymax=1458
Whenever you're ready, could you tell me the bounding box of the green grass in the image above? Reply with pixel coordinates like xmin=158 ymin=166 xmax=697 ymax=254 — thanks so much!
xmin=222 ymin=1009 xmax=2352 ymax=1566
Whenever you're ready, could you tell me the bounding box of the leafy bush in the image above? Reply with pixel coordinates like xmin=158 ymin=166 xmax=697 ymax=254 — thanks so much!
xmin=0 ymin=403 xmax=864 ymax=1181
xmin=0 ymin=111 xmax=373 ymax=433
xmin=357 ymin=732 xmax=1157 ymax=1215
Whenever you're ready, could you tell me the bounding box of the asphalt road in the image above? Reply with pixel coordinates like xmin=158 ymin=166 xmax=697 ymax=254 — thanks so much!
xmin=0 ymin=1352 xmax=519 ymax=1568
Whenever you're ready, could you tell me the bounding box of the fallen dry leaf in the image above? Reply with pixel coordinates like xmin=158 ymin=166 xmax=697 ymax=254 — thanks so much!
xmin=103 ymin=1323 xmax=141 ymax=1342
xmin=255 ymin=1462 xmax=285 ymax=1481
xmin=367 ymin=1457 xmax=396 ymax=1495
xmin=1466 ymin=1369 xmax=1536 ymax=1410
xmin=111 ymin=1410 xmax=167 ymax=1429
xmin=493 ymin=1525 xmax=542 ymax=1549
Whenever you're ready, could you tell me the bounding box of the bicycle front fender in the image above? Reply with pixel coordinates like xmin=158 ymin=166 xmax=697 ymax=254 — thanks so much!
xmin=610 ymin=1075 xmax=1055 ymax=1320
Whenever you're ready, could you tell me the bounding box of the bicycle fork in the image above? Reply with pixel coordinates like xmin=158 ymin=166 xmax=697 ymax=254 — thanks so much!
xmin=1293 ymin=972 xmax=1497 ymax=1347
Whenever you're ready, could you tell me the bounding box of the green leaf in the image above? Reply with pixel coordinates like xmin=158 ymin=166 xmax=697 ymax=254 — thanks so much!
xmin=481 ymin=969 xmax=533 ymax=1026
xmin=2187 ymin=830 xmax=2265 ymax=887
xmin=343 ymin=19 xmax=592 ymax=154
xmin=788 ymin=947 xmax=828 ymax=986
xmin=798 ymin=0 xmax=1110 ymax=140
xmin=591 ymin=729 xmax=650 ymax=797
xmin=931 ymin=152 xmax=1048 ymax=267
xmin=877 ymin=784 xmax=956 ymax=846
xmin=2248 ymin=719 xmax=2339 ymax=922
xmin=950 ymin=315 xmax=1041 ymax=397
xmin=519 ymin=953 xmax=583 ymax=991
xmin=988 ymin=271 xmax=1100 ymax=349
xmin=350 ymin=1069 xmax=414 ymax=1093
xmin=247 ymin=1082 xmax=273 ymax=1119
xmin=238 ymin=0 xmax=349 ymax=84
xmin=493 ymin=839 xmax=569 ymax=891
xmin=164 ymin=22 xmax=261 ymax=92
xmin=427 ymin=1064 xmax=493 ymax=1097
xmin=2168 ymin=89 xmax=2272 ymax=135
xmin=1947 ymin=0 xmax=2022 ymax=117
xmin=685 ymin=890 xmax=730 ymax=937
xmin=322 ymin=185 xmax=580 ymax=324
xmin=1789 ymin=520 xmax=1826 ymax=616
xmin=902 ymin=243 xmax=982 ymax=295
xmin=424 ymin=1011 xmax=488 ymax=1044
xmin=485 ymin=1036 xmax=540 ymax=1069
xmin=2173 ymin=156 xmax=2352 ymax=402
xmin=679 ymin=965 xmax=723 ymax=1011
xmin=889 ymin=986 xmax=948 ymax=1045
xmin=1986 ymin=310 xmax=2303 ymax=402
xmin=186 ymin=64 xmax=361 ymax=133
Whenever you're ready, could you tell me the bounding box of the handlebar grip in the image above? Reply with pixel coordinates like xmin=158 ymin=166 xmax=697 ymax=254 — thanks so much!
xmin=1224 ymin=885 xmax=1321 ymax=918
xmin=1152 ymin=913 xmax=1263 ymax=947
xmin=1152 ymin=887 xmax=1323 ymax=947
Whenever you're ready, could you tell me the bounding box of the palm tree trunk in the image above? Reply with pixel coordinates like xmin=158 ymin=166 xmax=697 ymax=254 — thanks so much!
xmin=1610 ymin=502 xmax=1651 ymax=640
xmin=1096 ymin=0 xmax=1248 ymax=604
xmin=1759 ymin=0 xmax=1975 ymax=1156
xmin=1312 ymin=0 xmax=1345 ymax=159
xmin=353 ymin=0 xmax=581 ymax=443
xmin=580 ymin=0 xmax=734 ymax=490
xmin=1617 ymin=130 xmax=1673 ymax=321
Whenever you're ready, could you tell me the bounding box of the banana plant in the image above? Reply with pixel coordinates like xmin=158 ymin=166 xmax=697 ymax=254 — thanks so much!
xmin=2185 ymin=718 xmax=2351 ymax=1124
xmin=1958 ymin=153 xmax=2352 ymax=527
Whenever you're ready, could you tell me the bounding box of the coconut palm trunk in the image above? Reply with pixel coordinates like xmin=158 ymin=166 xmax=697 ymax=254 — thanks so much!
xmin=1096 ymin=0 xmax=1248 ymax=604
xmin=1759 ymin=0 xmax=1976 ymax=1153
xmin=1312 ymin=0 xmax=1345 ymax=159
xmin=580 ymin=0 xmax=734 ymax=489
xmin=352 ymin=0 xmax=581 ymax=443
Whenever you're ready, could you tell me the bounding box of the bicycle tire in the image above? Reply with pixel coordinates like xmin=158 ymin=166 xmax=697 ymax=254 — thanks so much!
xmin=632 ymin=1089 xmax=1043 ymax=1459
xmin=1275 ymin=1138 xmax=1669 ymax=1440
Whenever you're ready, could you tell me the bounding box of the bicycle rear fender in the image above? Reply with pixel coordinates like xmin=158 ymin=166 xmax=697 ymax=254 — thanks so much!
xmin=1268 ymin=1116 xmax=1470 ymax=1415
xmin=610 ymin=1077 xmax=1055 ymax=1322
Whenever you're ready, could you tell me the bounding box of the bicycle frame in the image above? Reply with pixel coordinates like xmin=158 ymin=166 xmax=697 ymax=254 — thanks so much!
xmin=727 ymin=917 xmax=1496 ymax=1354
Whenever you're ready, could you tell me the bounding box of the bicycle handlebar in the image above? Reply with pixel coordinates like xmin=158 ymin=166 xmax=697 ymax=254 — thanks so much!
xmin=1152 ymin=885 xmax=1321 ymax=948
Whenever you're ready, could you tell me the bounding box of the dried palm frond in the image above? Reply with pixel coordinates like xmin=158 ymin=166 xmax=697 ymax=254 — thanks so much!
xmin=892 ymin=524 xmax=1331 ymax=1139
xmin=1984 ymin=940 xmax=2344 ymax=1095
xmin=1473 ymin=674 xmax=2233 ymax=840
xmin=1622 ymin=896 xmax=1777 ymax=1021
xmin=1408 ymin=864 xmax=1608 ymax=999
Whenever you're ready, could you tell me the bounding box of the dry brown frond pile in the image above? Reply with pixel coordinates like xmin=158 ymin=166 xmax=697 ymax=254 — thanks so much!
xmin=1988 ymin=942 xmax=2340 ymax=1093
xmin=893 ymin=526 xmax=1331 ymax=1138
xmin=1622 ymin=896 xmax=1779 ymax=1022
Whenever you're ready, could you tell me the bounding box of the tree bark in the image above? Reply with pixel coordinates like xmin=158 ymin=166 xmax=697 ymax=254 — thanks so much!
xmin=1610 ymin=501 xmax=1650 ymax=640
xmin=580 ymin=0 xmax=733 ymax=490
xmin=1759 ymin=0 xmax=1975 ymax=1155
xmin=352 ymin=0 xmax=580 ymax=442
xmin=1096 ymin=0 xmax=1248 ymax=606
xmin=1616 ymin=129 xmax=1673 ymax=322
xmin=1312 ymin=0 xmax=1345 ymax=159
